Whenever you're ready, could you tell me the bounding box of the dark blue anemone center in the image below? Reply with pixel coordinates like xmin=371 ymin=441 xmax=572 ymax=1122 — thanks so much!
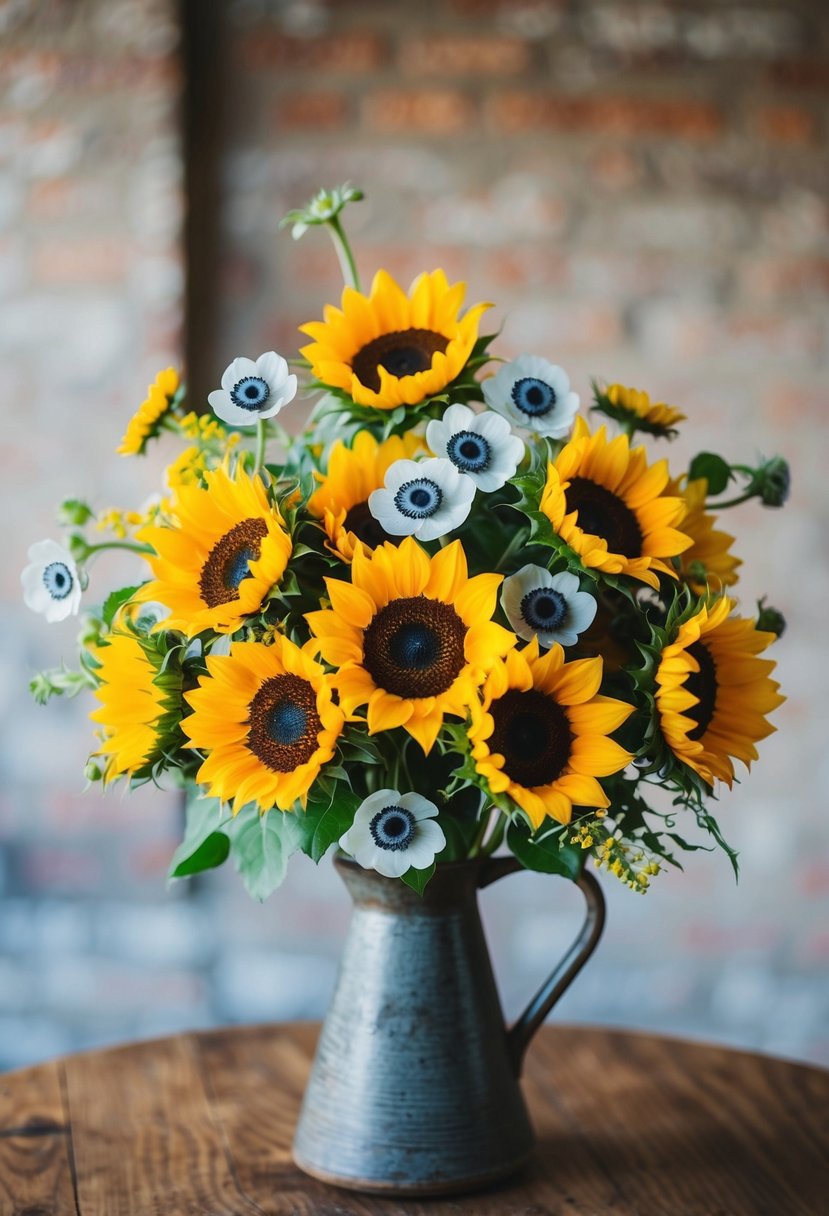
xmin=225 ymin=546 xmax=256 ymax=591
xmin=447 ymin=429 xmax=491 ymax=473
xmin=43 ymin=561 xmax=73 ymax=600
xmin=268 ymin=700 xmax=307 ymax=746
xmin=230 ymin=375 xmax=270 ymax=412
xmin=394 ymin=478 xmax=442 ymax=519
xmin=521 ymin=587 xmax=567 ymax=631
xmin=388 ymin=622 xmax=440 ymax=671
xmin=369 ymin=805 xmax=416 ymax=851
xmin=512 ymin=377 xmax=556 ymax=418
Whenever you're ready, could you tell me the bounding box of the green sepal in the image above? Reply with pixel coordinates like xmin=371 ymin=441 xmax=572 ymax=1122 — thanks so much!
xmin=400 ymin=861 xmax=436 ymax=895
xmin=506 ymin=817 xmax=584 ymax=880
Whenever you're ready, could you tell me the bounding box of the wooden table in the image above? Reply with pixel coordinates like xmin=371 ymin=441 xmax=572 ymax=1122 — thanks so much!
xmin=1 ymin=1023 xmax=826 ymax=1215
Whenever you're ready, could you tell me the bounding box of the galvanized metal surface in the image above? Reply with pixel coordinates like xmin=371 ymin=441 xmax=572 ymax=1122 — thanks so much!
xmin=292 ymin=856 xmax=606 ymax=1196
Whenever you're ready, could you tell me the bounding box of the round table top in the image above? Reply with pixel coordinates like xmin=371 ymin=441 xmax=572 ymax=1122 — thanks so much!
xmin=0 ymin=1022 xmax=826 ymax=1214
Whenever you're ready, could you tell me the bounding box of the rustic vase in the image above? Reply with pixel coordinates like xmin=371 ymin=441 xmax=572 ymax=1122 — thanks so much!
xmin=292 ymin=853 xmax=605 ymax=1196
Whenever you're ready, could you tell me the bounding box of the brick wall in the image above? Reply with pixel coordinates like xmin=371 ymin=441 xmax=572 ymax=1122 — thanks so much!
xmin=2 ymin=0 xmax=828 ymax=1070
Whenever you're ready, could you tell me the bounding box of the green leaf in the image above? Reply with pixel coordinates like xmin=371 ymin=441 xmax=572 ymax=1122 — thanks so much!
xmin=506 ymin=819 xmax=583 ymax=880
xmin=293 ymin=785 xmax=362 ymax=863
xmin=102 ymin=585 xmax=141 ymax=628
xmin=170 ymin=832 xmax=230 ymax=877
xmin=400 ymin=862 xmax=436 ymax=894
xmin=168 ymin=796 xmax=232 ymax=880
xmin=688 ymin=452 xmax=733 ymax=496
xmin=226 ymin=809 xmax=305 ymax=901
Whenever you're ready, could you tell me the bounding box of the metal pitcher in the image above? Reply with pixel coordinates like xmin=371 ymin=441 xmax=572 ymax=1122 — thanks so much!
xmin=292 ymin=853 xmax=605 ymax=1196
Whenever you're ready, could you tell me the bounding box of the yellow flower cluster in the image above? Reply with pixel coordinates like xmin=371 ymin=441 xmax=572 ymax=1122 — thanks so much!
xmin=593 ymin=834 xmax=661 ymax=891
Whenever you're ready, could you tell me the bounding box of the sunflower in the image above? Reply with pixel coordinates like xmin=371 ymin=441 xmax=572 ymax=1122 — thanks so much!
xmin=306 ymin=537 xmax=515 ymax=754
xmin=299 ymin=269 xmax=491 ymax=411
xmin=182 ymin=637 xmax=344 ymax=812
xmin=89 ymin=632 xmax=180 ymax=783
xmin=655 ymin=596 xmax=784 ymax=788
xmin=675 ymin=477 xmax=741 ymax=595
xmin=306 ymin=429 xmax=424 ymax=561
xmin=117 ymin=367 xmax=180 ymax=456
xmin=594 ymin=383 xmax=685 ymax=439
xmin=136 ymin=463 xmax=292 ymax=636
xmin=469 ymin=639 xmax=633 ymax=828
xmin=539 ymin=417 xmax=692 ymax=589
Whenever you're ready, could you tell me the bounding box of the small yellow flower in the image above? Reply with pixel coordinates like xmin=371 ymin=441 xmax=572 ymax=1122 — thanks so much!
xmin=675 ymin=477 xmax=741 ymax=595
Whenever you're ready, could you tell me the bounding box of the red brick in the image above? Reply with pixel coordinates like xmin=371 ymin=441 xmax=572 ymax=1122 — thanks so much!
xmin=402 ymin=34 xmax=531 ymax=76
xmin=487 ymin=93 xmax=724 ymax=139
xmin=363 ymin=89 xmax=476 ymax=134
xmin=756 ymin=104 xmax=816 ymax=144
xmin=482 ymin=247 xmax=570 ymax=290
xmin=275 ymin=92 xmax=348 ymax=131
xmin=238 ymin=30 xmax=386 ymax=73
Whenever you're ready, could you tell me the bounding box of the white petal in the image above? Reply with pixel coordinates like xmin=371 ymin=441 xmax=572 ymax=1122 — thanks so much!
xmin=441 ymin=402 xmax=476 ymax=433
xmin=220 ymin=356 xmax=257 ymax=391
xmin=367 ymin=488 xmax=420 ymax=536
xmin=540 ymin=627 xmax=579 ymax=648
xmin=375 ymin=850 xmax=412 ymax=879
xmin=425 ymin=418 xmax=449 ymax=457
xmin=473 ymin=409 xmax=513 ymax=441
xmin=27 ymin=538 xmax=72 ymax=565
xmin=209 ymin=395 xmax=260 ymax=428
xmin=255 ymin=350 xmax=289 ymax=387
xmin=548 ymin=570 xmax=580 ymax=596
xmin=566 ymin=591 xmax=598 ymax=632
xmin=398 ymin=792 xmax=439 ymax=820
xmin=412 ymin=819 xmax=446 ymax=855
xmin=383 ymin=458 xmax=423 ymax=494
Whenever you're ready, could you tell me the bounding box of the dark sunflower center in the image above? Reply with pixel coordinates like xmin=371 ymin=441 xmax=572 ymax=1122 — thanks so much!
xmin=351 ymin=328 xmax=449 ymax=393
xmin=343 ymin=500 xmax=398 ymax=549
xmin=362 ymin=596 xmax=467 ymax=698
xmin=369 ymin=805 xmax=416 ymax=851
xmin=489 ymin=688 xmax=573 ymax=788
xmin=565 ymin=477 xmax=644 ymax=559
xmin=683 ymin=641 xmax=717 ymax=741
xmin=247 ymin=673 xmax=322 ymax=772
xmin=199 ymin=518 xmax=268 ymax=608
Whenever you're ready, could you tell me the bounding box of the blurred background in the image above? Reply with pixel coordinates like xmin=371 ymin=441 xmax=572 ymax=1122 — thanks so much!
xmin=1 ymin=0 xmax=827 ymax=1072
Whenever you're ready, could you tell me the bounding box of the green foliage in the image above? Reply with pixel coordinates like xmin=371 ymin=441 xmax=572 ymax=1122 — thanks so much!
xmin=168 ymin=797 xmax=233 ymax=880
xmin=506 ymin=817 xmax=584 ymax=880
xmin=401 ymin=862 xmax=436 ymax=894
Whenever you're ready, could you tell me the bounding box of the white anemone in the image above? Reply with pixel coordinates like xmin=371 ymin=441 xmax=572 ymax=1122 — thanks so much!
xmin=368 ymin=456 xmax=475 ymax=543
xmin=21 ymin=539 xmax=82 ymax=622
xmin=426 ymin=403 xmax=525 ymax=492
xmin=501 ymin=565 xmax=597 ymax=648
xmin=208 ymin=351 xmax=297 ymax=428
xmin=339 ymin=789 xmax=446 ymax=879
xmin=482 ymin=354 xmax=580 ymax=438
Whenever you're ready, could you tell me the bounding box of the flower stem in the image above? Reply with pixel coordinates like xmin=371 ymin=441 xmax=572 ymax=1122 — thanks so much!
xmin=480 ymin=812 xmax=507 ymax=857
xmin=708 ymin=491 xmax=753 ymax=510
xmin=326 ymin=216 xmax=360 ymax=290
xmin=83 ymin=540 xmax=153 ymax=557
xmin=468 ymin=808 xmax=495 ymax=858
xmin=253 ymin=418 xmax=267 ymax=474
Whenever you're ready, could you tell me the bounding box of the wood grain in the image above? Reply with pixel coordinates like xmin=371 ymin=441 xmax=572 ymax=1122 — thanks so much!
xmin=0 ymin=1058 xmax=75 ymax=1216
xmin=0 ymin=1025 xmax=826 ymax=1215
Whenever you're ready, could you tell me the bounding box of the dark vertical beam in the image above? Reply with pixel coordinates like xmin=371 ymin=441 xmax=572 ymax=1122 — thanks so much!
xmin=181 ymin=0 xmax=226 ymax=410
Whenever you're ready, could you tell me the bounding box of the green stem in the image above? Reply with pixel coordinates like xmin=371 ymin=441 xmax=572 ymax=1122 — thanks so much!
xmin=326 ymin=216 xmax=360 ymax=290
xmin=84 ymin=540 xmax=153 ymax=557
xmin=480 ymin=813 xmax=507 ymax=857
xmin=253 ymin=418 xmax=267 ymax=474
xmin=468 ymin=809 xmax=494 ymax=859
xmin=708 ymin=491 xmax=754 ymax=510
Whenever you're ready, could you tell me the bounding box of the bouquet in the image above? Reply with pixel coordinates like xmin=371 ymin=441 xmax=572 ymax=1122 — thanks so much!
xmin=24 ymin=186 xmax=787 ymax=900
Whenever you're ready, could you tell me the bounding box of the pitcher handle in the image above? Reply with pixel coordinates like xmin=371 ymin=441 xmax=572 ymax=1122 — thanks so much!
xmin=479 ymin=856 xmax=606 ymax=1076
